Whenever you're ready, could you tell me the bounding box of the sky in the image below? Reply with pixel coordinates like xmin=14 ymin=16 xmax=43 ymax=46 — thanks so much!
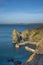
xmin=0 ymin=0 xmax=43 ymax=24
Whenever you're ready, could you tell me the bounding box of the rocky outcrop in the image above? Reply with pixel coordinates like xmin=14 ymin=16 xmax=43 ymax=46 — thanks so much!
xmin=12 ymin=28 xmax=43 ymax=65
xmin=12 ymin=29 xmax=20 ymax=44
xmin=12 ymin=28 xmax=43 ymax=44
xmin=21 ymin=54 xmax=43 ymax=65
xmin=29 ymin=28 xmax=43 ymax=42
xmin=7 ymin=58 xmax=22 ymax=65
xmin=12 ymin=29 xmax=31 ymax=45
xmin=22 ymin=29 xmax=31 ymax=41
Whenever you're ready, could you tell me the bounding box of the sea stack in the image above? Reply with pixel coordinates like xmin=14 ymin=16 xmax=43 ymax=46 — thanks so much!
xmin=12 ymin=29 xmax=20 ymax=44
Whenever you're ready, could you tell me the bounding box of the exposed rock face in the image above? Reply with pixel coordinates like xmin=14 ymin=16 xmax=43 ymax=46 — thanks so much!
xmin=12 ymin=29 xmax=31 ymax=44
xmin=7 ymin=58 xmax=22 ymax=65
xmin=12 ymin=28 xmax=43 ymax=65
xmin=22 ymin=30 xmax=31 ymax=41
xmin=21 ymin=54 xmax=43 ymax=65
xmin=12 ymin=28 xmax=43 ymax=44
xmin=29 ymin=28 xmax=43 ymax=42
xmin=12 ymin=29 xmax=20 ymax=44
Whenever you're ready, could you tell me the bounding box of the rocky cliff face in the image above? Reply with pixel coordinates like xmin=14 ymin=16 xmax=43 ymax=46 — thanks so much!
xmin=22 ymin=29 xmax=30 ymax=41
xmin=12 ymin=29 xmax=20 ymax=43
xmin=12 ymin=28 xmax=43 ymax=44
xmin=29 ymin=28 xmax=43 ymax=42
xmin=12 ymin=28 xmax=43 ymax=65
xmin=21 ymin=54 xmax=43 ymax=65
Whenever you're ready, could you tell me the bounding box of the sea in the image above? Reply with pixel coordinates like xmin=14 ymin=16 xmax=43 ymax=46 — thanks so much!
xmin=0 ymin=24 xmax=42 ymax=65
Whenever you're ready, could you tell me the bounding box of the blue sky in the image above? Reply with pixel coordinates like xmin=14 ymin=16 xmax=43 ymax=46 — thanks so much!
xmin=0 ymin=0 xmax=43 ymax=24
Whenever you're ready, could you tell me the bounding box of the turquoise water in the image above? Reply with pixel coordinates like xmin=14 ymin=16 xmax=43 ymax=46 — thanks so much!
xmin=0 ymin=24 xmax=42 ymax=65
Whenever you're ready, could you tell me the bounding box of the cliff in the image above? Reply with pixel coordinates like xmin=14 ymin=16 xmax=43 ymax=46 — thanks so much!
xmin=12 ymin=28 xmax=43 ymax=65
xmin=12 ymin=28 xmax=43 ymax=44
xmin=21 ymin=54 xmax=43 ymax=65
xmin=12 ymin=29 xmax=20 ymax=43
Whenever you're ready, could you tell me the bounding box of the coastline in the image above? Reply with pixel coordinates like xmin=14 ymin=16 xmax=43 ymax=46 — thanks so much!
xmin=21 ymin=54 xmax=43 ymax=65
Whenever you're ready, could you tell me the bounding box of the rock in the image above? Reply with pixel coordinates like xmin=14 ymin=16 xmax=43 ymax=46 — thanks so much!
xmin=15 ymin=44 xmax=19 ymax=48
xmin=14 ymin=60 xmax=22 ymax=65
xmin=12 ymin=29 xmax=20 ymax=44
xmin=8 ymin=58 xmax=14 ymax=62
xmin=12 ymin=28 xmax=43 ymax=44
xmin=22 ymin=29 xmax=30 ymax=41
xmin=8 ymin=58 xmax=22 ymax=65
xmin=21 ymin=54 xmax=43 ymax=65
xmin=29 ymin=28 xmax=43 ymax=42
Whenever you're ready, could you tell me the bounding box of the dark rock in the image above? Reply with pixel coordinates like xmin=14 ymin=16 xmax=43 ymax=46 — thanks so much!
xmin=20 ymin=36 xmax=22 ymax=40
xmin=14 ymin=60 xmax=22 ymax=65
xmin=21 ymin=54 xmax=43 ymax=65
xmin=8 ymin=58 xmax=14 ymax=62
xmin=7 ymin=58 xmax=22 ymax=65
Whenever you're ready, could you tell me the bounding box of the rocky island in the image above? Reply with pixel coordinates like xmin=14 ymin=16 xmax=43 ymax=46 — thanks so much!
xmin=12 ymin=28 xmax=43 ymax=65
